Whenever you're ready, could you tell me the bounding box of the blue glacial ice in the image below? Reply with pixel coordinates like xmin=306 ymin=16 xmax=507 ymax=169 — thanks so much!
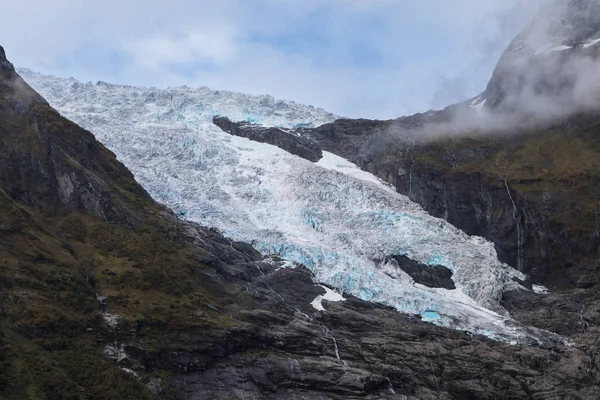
xmin=20 ymin=69 xmax=560 ymax=345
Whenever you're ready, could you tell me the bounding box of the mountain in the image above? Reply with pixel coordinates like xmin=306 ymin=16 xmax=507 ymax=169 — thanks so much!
xmin=4 ymin=2 xmax=600 ymax=398
xmin=186 ymin=0 xmax=600 ymax=353
xmin=0 ymin=44 xmax=274 ymax=398
xmin=283 ymin=0 xmax=600 ymax=301
xmin=6 ymin=45 xmax=600 ymax=400
xmin=475 ymin=0 xmax=600 ymax=115
xmin=17 ymin=68 xmax=564 ymax=345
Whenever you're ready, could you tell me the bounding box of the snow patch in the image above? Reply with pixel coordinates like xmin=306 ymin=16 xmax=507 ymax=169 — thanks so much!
xmin=279 ymin=259 xmax=297 ymax=269
xmin=532 ymin=284 xmax=549 ymax=294
xmin=583 ymin=38 xmax=600 ymax=48
xmin=316 ymin=151 xmax=394 ymax=192
xmin=311 ymin=285 xmax=346 ymax=311
xmin=534 ymin=43 xmax=572 ymax=55
xmin=469 ymin=96 xmax=482 ymax=107
xmin=121 ymin=368 xmax=141 ymax=380
xmin=103 ymin=313 xmax=120 ymax=327
xmin=469 ymin=97 xmax=487 ymax=112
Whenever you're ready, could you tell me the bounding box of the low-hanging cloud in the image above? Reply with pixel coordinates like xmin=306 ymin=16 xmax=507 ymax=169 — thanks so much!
xmin=375 ymin=0 xmax=600 ymax=145
xmin=124 ymin=26 xmax=240 ymax=69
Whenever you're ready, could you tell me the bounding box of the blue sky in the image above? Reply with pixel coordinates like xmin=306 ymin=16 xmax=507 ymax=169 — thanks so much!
xmin=1 ymin=0 xmax=538 ymax=119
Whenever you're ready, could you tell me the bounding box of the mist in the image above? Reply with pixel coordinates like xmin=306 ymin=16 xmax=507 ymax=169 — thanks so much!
xmin=381 ymin=0 xmax=600 ymax=144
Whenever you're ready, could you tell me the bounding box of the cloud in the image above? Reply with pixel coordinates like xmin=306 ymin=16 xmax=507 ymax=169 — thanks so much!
xmin=370 ymin=0 xmax=600 ymax=149
xmin=0 ymin=0 xmax=539 ymax=119
xmin=124 ymin=27 xmax=239 ymax=69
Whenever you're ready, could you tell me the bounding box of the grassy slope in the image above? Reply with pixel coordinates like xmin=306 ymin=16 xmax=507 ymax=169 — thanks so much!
xmin=0 ymin=52 xmax=250 ymax=400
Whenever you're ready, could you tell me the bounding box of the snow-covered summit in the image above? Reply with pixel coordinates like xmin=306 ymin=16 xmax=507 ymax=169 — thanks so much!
xmin=20 ymin=69 xmax=562 ymax=345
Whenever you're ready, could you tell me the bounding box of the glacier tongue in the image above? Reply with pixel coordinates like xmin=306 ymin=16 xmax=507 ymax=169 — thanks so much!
xmin=20 ymin=69 xmax=559 ymax=345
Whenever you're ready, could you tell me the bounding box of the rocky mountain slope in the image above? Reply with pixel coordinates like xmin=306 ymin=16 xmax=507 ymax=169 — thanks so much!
xmin=197 ymin=0 xmax=600 ymax=348
xmin=5 ymin=43 xmax=600 ymax=400
xmin=481 ymin=0 xmax=600 ymax=114
xmin=19 ymin=64 xmax=573 ymax=346
xmin=3 ymin=1 xmax=600 ymax=398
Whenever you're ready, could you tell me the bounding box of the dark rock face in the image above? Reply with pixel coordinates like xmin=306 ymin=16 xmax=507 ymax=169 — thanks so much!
xmin=295 ymin=113 xmax=600 ymax=320
xmin=389 ymin=255 xmax=455 ymax=290
xmin=305 ymin=118 xmax=393 ymax=158
xmin=0 ymin=45 xmax=14 ymax=74
xmin=501 ymin=289 xmax=588 ymax=336
xmin=151 ymin=263 xmax=600 ymax=400
xmin=0 ymin=46 xmax=150 ymax=227
xmin=213 ymin=115 xmax=323 ymax=162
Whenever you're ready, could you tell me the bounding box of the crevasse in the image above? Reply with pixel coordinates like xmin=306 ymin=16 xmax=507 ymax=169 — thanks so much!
xmin=20 ymin=69 xmax=558 ymax=344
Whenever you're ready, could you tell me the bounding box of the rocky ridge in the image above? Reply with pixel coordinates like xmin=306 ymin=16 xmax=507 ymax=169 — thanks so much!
xmin=213 ymin=115 xmax=323 ymax=162
xmin=477 ymin=0 xmax=600 ymax=113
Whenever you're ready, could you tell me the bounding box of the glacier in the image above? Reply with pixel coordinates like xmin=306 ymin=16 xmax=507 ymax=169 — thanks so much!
xmin=20 ymin=69 xmax=560 ymax=345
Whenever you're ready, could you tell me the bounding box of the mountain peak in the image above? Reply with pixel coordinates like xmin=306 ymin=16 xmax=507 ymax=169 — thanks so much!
xmin=0 ymin=43 xmax=148 ymax=224
xmin=474 ymin=0 xmax=600 ymax=116
xmin=0 ymin=45 xmax=15 ymax=75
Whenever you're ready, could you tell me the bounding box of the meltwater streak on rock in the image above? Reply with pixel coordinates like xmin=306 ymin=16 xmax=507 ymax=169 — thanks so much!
xmin=19 ymin=69 xmax=562 ymax=345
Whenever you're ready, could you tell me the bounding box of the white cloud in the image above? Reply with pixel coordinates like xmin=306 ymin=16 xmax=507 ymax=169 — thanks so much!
xmin=124 ymin=26 xmax=239 ymax=68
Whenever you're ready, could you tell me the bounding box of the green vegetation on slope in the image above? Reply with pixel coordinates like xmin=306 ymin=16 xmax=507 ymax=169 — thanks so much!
xmin=0 ymin=47 xmax=253 ymax=399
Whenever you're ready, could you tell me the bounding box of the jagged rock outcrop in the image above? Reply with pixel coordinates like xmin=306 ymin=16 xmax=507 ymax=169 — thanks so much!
xmin=213 ymin=115 xmax=323 ymax=162
xmin=130 ymin=261 xmax=600 ymax=400
xmin=389 ymin=255 xmax=456 ymax=290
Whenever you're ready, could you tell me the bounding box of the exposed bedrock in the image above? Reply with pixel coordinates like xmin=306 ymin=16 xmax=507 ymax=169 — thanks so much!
xmin=213 ymin=115 xmax=323 ymax=162
xmin=388 ymin=255 xmax=456 ymax=290
xmin=109 ymin=263 xmax=600 ymax=400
